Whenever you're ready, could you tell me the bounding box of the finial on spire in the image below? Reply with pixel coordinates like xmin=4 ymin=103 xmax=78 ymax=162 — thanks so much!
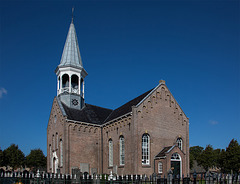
xmin=71 ymin=7 xmax=74 ymax=23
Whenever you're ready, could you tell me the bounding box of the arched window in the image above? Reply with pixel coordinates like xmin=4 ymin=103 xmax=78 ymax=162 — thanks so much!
xmin=142 ymin=134 xmax=150 ymax=165
xmin=56 ymin=133 xmax=58 ymax=150
xmin=62 ymin=74 xmax=69 ymax=88
xmin=60 ymin=139 xmax=63 ymax=167
xmin=49 ymin=144 xmax=52 ymax=169
xmin=171 ymin=153 xmax=181 ymax=160
xmin=54 ymin=115 xmax=57 ymax=124
xmin=158 ymin=162 xmax=163 ymax=173
xmin=109 ymin=139 xmax=113 ymax=167
xmin=119 ymin=136 xmax=125 ymax=165
xmin=176 ymin=138 xmax=183 ymax=150
xmin=71 ymin=75 xmax=79 ymax=93
xmin=52 ymin=135 xmax=55 ymax=151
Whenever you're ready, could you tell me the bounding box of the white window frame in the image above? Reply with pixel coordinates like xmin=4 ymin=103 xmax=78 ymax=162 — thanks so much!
xmin=177 ymin=138 xmax=183 ymax=150
xmin=158 ymin=162 xmax=163 ymax=174
xmin=109 ymin=139 xmax=113 ymax=167
xmin=119 ymin=136 xmax=125 ymax=165
xmin=171 ymin=152 xmax=181 ymax=160
xmin=142 ymin=134 xmax=150 ymax=165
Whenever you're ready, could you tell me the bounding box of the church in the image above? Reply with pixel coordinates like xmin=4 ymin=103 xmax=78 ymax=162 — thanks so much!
xmin=47 ymin=20 xmax=190 ymax=177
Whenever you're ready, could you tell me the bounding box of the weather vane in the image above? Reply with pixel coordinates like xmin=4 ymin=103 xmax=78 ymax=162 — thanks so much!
xmin=72 ymin=7 xmax=74 ymax=23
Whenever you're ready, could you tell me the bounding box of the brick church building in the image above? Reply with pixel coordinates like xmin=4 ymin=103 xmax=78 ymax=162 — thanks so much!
xmin=47 ymin=20 xmax=190 ymax=176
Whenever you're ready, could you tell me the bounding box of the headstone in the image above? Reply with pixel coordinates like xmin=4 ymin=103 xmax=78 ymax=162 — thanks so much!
xmin=80 ymin=163 xmax=89 ymax=174
xmin=57 ymin=168 xmax=60 ymax=174
xmin=72 ymin=167 xmax=81 ymax=180
xmin=113 ymin=165 xmax=117 ymax=175
xmin=168 ymin=170 xmax=173 ymax=184
xmin=91 ymin=168 xmax=97 ymax=175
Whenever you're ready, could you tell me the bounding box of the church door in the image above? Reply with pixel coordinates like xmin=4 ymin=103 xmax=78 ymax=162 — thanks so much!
xmin=171 ymin=161 xmax=180 ymax=176
xmin=171 ymin=153 xmax=181 ymax=177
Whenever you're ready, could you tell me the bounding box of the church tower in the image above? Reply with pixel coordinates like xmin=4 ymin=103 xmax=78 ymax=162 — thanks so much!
xmin=55 ymin=20 xmax=87 ymax=110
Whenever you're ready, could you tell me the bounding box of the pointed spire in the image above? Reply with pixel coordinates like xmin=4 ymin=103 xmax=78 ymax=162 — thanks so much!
xmin=59 ymin=21 xmax=83 ymax=68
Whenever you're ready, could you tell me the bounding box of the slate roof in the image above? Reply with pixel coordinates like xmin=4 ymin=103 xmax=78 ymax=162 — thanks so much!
xmin=155 ymin=146 xmax=174 ymax=158
xmin=61 ymin=103 xmax=113 ymax=125
xmin=60 ymin=88 xmax=154 ymax=125
xmin=104 ymin=88 xmax=153 ymax=123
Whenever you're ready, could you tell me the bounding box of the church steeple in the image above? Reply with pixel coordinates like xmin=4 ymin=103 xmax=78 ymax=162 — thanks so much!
xmin=55 ymin=21 xmax=88 ymax=110
xmin=59 ymin=22 xmax=83 ymax=68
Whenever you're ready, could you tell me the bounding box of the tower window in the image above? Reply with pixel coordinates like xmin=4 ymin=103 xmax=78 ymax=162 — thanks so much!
xmin=142 ymin=134 xmax=150 ymax=165
xmin=62 ymin=74 xmax=69 ymax=89
xmin=71 ymin=75 xmax=79 ymax=94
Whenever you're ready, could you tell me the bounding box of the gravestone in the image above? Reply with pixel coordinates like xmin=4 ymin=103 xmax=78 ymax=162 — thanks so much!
xmin=113 ymin=165 xmax=117 ymax=174
xmin=80 ymin=163 xmax=89 ymax=174
xmin=91 ymin=168 xmax=97 ymax=175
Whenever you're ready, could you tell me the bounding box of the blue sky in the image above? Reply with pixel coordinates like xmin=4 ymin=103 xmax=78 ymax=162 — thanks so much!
xmin=0 ymin=0 xmax=239 ymax=156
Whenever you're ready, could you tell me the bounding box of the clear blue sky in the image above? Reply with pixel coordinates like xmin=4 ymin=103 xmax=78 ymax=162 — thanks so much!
xmin=0 ymin=0 xmax=239 ymax=156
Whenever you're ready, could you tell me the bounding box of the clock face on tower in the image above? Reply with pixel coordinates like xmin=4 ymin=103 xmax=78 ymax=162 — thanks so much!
xmin=72 ymin=99 xmax=79 ymax=106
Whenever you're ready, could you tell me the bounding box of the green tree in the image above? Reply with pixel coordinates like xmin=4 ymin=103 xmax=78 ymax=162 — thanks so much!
xmin=197 ymin=145 xmax=215 ymax=171
xmin=218 ymin=149 xmax=227 ymax=173
xmin=213 ymin=148 xmax=222 ymax=167
xmin=223 ymin=139 xmax=240 ymax=173
xmin=189 ymin=146 xmax=204 ymax=169
xmin=26 ymin=149 xmax=46 ymax=171
xmin=0 ymin=148 xmax=4 ymax=166
xmin=3 ymin=144 xmax=25 ymax=170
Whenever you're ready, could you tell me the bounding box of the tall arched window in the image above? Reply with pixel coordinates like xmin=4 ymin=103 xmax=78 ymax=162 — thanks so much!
xmin=176 ymin=138 xmax=183 ymax=150
xmin=52 ymin=135 xmax=55 ymax=151
xmin=142 ymin=134 xmax=150 ymax=165
xmin=60 ymin=139 xmax=63 ymax=167
xmin=109 ymin=139 xmax=113 ymax=167
xmin=56 ymin=133 xmax=58 ymax=150
xmin=158 ymin=162 xmax=163 ymax=173
xmin=49 ymin=144 xmax=52 ymax=169
xmin=119 ymin=136 xmax=125 ymax=165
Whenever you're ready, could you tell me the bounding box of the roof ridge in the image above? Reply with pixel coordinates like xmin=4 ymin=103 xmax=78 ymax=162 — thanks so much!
xmin=85 ymin=103 xmax=113 ymax=111
xmin=104 ymin=88 xmax=153 ymax=123
xmin=114 ymin=88 xmax=153 ymax=111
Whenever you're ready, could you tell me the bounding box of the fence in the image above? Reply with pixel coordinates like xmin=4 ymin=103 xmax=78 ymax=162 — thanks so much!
xmin=0 ymin=171 xmax=239 ymax=184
